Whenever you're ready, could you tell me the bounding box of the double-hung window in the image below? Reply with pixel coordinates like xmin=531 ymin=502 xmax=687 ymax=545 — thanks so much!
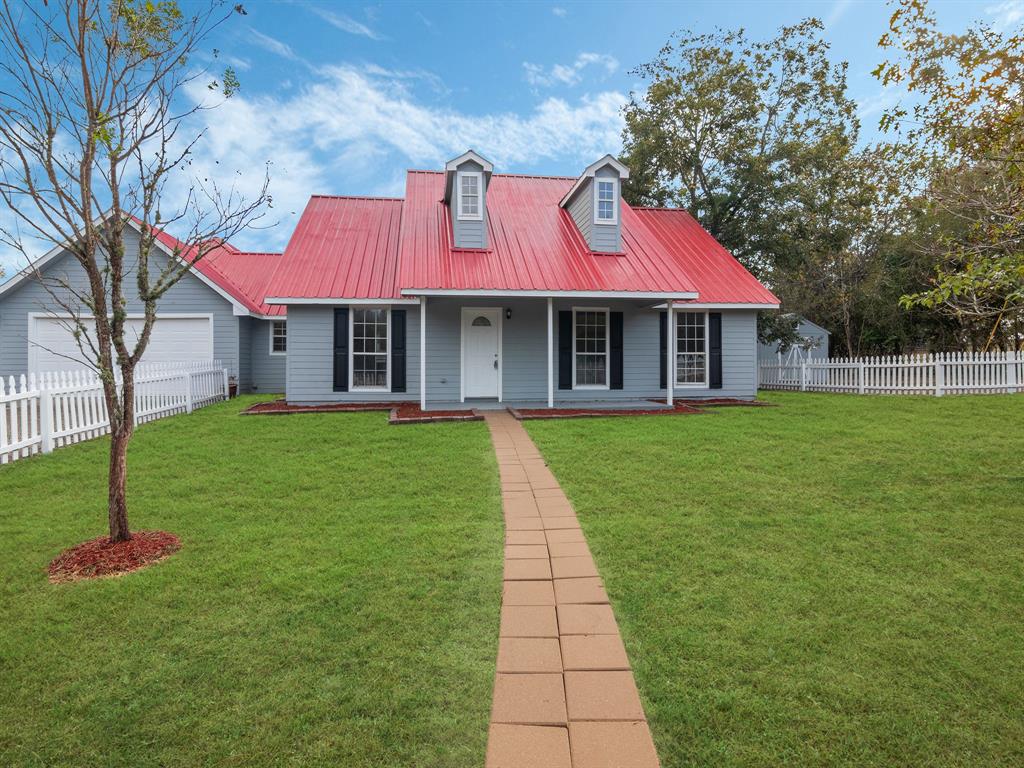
xmin=269 ymin=320 xmax=287 ymax=355
xmin=675 ymin=311 xmax=707 ymax=386
xmin=573 ymin=308 xmax=609 ymax=388
xmin=594 ymin=179 xmax=617 ymax=224
xmin=458 ymin=172 xmax=482 ymax=220
xmin=351 ymin=308 xmax=389 ymax=390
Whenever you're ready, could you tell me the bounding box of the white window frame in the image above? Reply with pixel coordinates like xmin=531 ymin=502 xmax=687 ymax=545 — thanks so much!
xmin=456 ymin=171 xmax=483 ymax=221
xmin=349 ymin=306 xmax=391 ymax=392
xmin=269 ymin=319 xmax=287 ymax=355
xmin=593 ymin=177 xmax=618 ymax=225
xmin=674 ymin=310 xmax=709 ymax=388
xmin=572 ymin=306 xmax=610 ymax=390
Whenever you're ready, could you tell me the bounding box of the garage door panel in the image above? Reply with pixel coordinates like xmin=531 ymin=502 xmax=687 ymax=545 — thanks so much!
xmin=30 ymin=316 xmax=213 ymax=373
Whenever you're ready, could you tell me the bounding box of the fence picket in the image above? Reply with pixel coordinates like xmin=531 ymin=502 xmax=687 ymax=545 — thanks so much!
xmin=0 ymin=361 xmax=227 ymax=466
xmin=760 ymin=349 xmax=1023 ymax=397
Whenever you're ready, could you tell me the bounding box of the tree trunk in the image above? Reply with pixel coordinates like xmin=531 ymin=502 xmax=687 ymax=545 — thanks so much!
xmin=104 ymin=369 xmax=135 ymax=543
xmin=108 ymin=425 xmax=132 ymax=542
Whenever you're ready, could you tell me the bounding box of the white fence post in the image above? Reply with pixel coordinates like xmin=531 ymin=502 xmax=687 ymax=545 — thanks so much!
xmin=223 ymin=368 xmax=230 ymax=400
xmin=858 ymin=361 xmax=865 ymax=394
xmin=39 ymin=389 xmax=54 ymax=454
xmin=935 ymin=355 xmax=944 ymax=397
xmin=800 ymin=362 xmax=807 ymax=392
xmin=183 ymin=372 xmax=194 ymax=414
xmin=1007 ymin=350 xmax=1019 ymax=394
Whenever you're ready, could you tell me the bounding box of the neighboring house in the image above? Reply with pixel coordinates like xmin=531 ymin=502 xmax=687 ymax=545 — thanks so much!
xmin=0 ymin=150 xmax=781 ymax=407
xmin=0 ymin=219 xmax=287 ymax=393
xmin=757 ymin=316 xmax=830 ymax=365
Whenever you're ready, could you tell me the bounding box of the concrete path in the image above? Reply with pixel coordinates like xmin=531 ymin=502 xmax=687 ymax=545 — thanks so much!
xmin=483 ymin=411 xmax=660 ymax=768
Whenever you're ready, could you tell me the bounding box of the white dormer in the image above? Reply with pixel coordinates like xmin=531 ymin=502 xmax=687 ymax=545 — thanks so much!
xmin=560 ymin=155 xmax=629 ymax=253
xmin=444 ymin=150 xmax=493 ymax=249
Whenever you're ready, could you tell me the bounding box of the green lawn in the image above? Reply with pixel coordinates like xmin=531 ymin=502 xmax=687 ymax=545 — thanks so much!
xmin=0 ymin=396 xmax=503 ymax=768
xmin=525 ymin=392 xmax=1024 ymax=768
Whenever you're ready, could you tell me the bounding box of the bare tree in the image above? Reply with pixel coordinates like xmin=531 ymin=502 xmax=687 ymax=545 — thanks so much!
xmin=0 ymin=0 xmax=269 ymax=541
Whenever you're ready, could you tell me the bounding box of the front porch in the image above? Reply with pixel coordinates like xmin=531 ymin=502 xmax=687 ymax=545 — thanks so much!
xmin=283 ymin=296 xmax=758 ymax=409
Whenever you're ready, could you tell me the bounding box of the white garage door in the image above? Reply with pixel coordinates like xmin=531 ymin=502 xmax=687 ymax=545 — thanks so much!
xmin=29 ymin=315 xmax=214 ymax=374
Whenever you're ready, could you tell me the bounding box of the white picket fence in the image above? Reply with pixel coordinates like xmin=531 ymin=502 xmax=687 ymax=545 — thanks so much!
xmin=0 ymin=361 xmax=228 ymax=465
xmin=759 ymin=350 xmax=1024 ymax=396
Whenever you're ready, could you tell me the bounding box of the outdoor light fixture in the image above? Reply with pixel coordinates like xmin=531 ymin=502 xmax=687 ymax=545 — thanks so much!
xmin=506 ymin=308 xmax=512 ymax=320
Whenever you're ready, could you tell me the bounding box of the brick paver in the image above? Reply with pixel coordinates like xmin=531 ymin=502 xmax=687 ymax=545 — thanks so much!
xmin=484 ymin=411 xmax=660 ymax=768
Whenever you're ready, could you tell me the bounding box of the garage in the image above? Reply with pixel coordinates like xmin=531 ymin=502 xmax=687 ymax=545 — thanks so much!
xmin=28 ymin=314 xmax=214 ymax=374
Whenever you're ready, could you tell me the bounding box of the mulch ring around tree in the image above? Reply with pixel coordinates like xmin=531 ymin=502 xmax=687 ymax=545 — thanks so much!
xmin=48 ymin=531 xmax=181 ymax=584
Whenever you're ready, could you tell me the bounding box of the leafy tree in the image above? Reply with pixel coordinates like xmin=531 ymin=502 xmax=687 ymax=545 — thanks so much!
xmin=876 ymin=0 xmax=1024 ymax=349
xmin=0 ymin=0 xmax=269 ymax=542
xmin=621 ymin=19 xmax=859 ymax=278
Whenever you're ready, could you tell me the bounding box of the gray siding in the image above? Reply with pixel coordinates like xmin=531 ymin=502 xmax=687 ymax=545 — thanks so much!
xmin=590 ymin=166 xmax=621 ymax=253
xmin=451 ymin=159 xmax=488 ymax=249
xmin=0 ymin=229 xmax=241 ymax=380
xmin=250 ymin=318 xmax=287 ymax=393
xmin=285 ymin=298 xmax=758 ymax=405
xmin=237 ymin=316 xmax=252 ymax=393
xmin=565 ymin=165 xmax=622 ymax=253
xmin=286 ymin=304 xmax=421 ymax=404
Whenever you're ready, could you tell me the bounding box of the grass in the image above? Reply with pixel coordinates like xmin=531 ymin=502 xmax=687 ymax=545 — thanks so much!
xmin=0 ymin=396 xmax=503 ymax=768
xmin=525 ymin=392 xmax=1024 ymax=768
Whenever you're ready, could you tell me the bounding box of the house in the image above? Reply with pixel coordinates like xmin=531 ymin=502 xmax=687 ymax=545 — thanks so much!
xmin=0 ymin=220 xmax=287 ymax=393
xmin=757 ymin=315 xmax=830 ymax=365
xmin=0 ymin=151 xmax=780 ymax=408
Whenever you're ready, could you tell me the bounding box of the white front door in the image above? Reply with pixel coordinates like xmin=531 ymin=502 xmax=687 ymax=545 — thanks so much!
xmin=463 ymin=308 xmax=500 ymax=398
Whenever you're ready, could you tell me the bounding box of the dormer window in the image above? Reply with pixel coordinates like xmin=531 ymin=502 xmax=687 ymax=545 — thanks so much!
xmin=594 ymin=178 xmax=618 ymax=224
xmin=457 ymin=171 xmax=483 ymax=220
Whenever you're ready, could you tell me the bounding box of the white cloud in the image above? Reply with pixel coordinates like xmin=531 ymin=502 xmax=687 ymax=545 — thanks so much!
xmin=552 ymin=6 xmax=568 ymax=17
xmin=824 ymin=0 xmax=853 ymax=29
xmin=165 ymin=65 xmax=625 ymax=252
xmin=523 ymin=52 xmax=619 ymax=88
xmin=304 ymin=5 xmax=383 ymax=40
xmin=248 ymin=29 xmax=302 ymax=63
xmin=987 ymin=0 xmax=1024 ymax=31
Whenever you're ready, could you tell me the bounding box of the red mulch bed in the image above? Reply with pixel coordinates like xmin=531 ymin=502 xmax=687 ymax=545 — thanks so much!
xmin=48 ymin=531 xmax=181 ymax=584
xmin=241 ymin=399 xmax=403 ymax=415
xmin=673 ymin=398 xmax=775 ymax=407
xmin=512 ymin=402 xmax=705 ymax=420
xmin=389 ymin=404 xmax=482 ymax=424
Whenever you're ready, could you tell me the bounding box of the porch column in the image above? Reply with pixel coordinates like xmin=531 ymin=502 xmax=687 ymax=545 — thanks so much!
xmin=420 ymin=296 xmax=427 ymax=411
xmin=547 ymin=297 xmax=554 ymax=408
xmin=666 ymin=299 xmax=674 ymax=406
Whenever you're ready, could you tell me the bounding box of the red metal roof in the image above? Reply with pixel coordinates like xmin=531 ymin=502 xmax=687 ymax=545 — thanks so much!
xmin=630 ymin=208 xmax=779 ymax=305
xmin=396 ymin=171 xmax=702 ymax=296
xmin=265 ymin=195 xmax=405 ymax=300
xmin=132 ymin=216 xmax=284 ymax=315
xmin=152 ymin=171 xmax=777 ymax=307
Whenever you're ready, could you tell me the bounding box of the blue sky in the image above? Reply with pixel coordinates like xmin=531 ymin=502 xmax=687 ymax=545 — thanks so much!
xmin=2 ymin=0 xmax=1021 ymax=271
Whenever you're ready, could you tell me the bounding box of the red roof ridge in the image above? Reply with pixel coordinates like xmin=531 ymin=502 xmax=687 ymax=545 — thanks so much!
xmin=309 ymin=194 xmax=404 ymax=202
xmin=407 ymin=168 xmax=578 ymax=181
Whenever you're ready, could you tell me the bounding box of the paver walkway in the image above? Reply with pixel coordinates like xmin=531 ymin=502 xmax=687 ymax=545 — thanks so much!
xmin=483 ymin=411 xmax=660 ymax=768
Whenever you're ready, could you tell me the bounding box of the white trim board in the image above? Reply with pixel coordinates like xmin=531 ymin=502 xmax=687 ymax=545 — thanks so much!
xmin=265 ymin=297 xmax=422 ymax=306
xmin=402 ymin=289 xmax=699 ymax=300
xmin=648 ymin=301 xmax=779 ymax=309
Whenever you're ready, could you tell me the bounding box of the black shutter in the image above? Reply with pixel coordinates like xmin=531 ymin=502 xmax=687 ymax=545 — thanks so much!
xmin=610 ymin=312 xmax=623 ymax=390
xmin=659 ymin=311 xmax=667 ymax=389
xmin=391 ymin=309 xmax=406 ymax=392
xmin=709 ymin=312 xmax=723 ymax=389
xmin=333 ymin=308 xmax=349 ymax=392
xmin=558 ymin=311 xmax=572 ymax=390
